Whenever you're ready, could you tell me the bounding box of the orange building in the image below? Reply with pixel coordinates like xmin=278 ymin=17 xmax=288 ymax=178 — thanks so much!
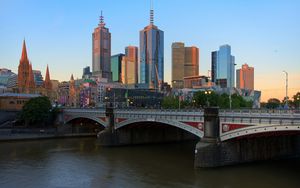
xmin=236 ymin=64 xmax=254 ymax=90
xmin=18 ymin=40 xmax=35 ymax=93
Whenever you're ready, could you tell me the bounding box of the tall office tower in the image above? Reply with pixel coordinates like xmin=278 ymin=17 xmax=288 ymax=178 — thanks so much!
xmin=172 ymin=42 xmax=199 ymax=89
xmin=18 ymin=39 xmax=35 ymax=93
xmin=92 ymin=11 xmax=112 ymax=82
xmin=236 ymin=63 xmax=254 ymax=90
xmin=125 ymin=46 xmax=138 ymax=83
xmin=121 ymin=56 xmax=136 ymax=85
xmin=82 ymin=66 xmax=92 ymax=79
xmin=214 ymin=44 xmax=235 ymax=88
xmin=44 ymin=65 xmax=52 ymax=90
xmin=139 ymin=6 xmax=164 ymax=89
xmin=111 ymin=54 xmax=124 ymax=82
xmin=211 ymin=51 xmax=218 ymax=83
xmin=184 ymin=46 xmax=199 ymax=77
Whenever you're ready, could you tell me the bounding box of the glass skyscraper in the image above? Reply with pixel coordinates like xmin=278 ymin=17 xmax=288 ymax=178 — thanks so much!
xmin=92 ymin=12 xmax=112 ymax=82
xmin=111 ymin=54 xmax=124 ymax=82
xmin=139 ymin=8 xmax=164 ymax=89
xmin=214 ymin=44 xmax=235 ymax=88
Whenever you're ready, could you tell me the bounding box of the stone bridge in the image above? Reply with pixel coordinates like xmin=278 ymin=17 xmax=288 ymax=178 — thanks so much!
xmin=60 ymin=107 xmax=300 ymax=167
xmin=61 ymin=108 xmax=300 ymax=141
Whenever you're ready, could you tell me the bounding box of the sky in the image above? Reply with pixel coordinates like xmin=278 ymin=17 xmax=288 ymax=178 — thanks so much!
xmin=0 ymin=0 xmax=299 ymax=102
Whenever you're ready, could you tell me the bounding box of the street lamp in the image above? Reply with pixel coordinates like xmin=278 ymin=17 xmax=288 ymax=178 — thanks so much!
xmin=205 ymin=90 xmax=212 ymax=107
xmin=283 ymin=71 xmax=288 ymax=108
xmin=297 ymin=96 xmax=300 ymax=110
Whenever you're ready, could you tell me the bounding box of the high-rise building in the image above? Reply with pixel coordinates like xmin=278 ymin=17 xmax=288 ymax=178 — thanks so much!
xmin=32 ymin=70 xmax=44 ymax=87
xmin=82 ymin=66 xmax=92 ymax=79
xmin=125 ymin=46 xmax=138 ymax=83
xmin=121 ymin=56 xmax=136 ymax=85
xmin=139 ymin=7 xmax=164 ymax=89
xmin=236 ymin=64 xmax=254 ymax=90
xmin=171 ymin=42 xmax=199 ymax=89
xmin=213 ymin=44 xmax=235 ymax=88
xmin=211 ymin=51 xmax=218 ymax=83
xmin=92 ymin=12 xmax=112 ymax=81
xmin=111 ymin=54 xmax=124 ymax=82
xmin=18 ymin=40 xmax=35 ymax=93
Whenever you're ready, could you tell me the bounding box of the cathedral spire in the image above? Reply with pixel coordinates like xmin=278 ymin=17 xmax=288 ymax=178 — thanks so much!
xmin=44 ymin=64 xmax=52 ymax=90
xmin=21 ymin=39 xmax=28 ymax=61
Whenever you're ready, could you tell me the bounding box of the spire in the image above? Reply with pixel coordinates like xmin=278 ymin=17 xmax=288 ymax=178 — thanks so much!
xmin=150 ymin=0 xmax=154 ymax=25
xmin=70 ymin=74 xmax=74 ymax=81
xmin=21 ymin=39 xmax=28 ymax=61
xmin=44 ymin=64 xmax=52 ymax=90
xmin=99 ymin=10 xmax=105 ymax=27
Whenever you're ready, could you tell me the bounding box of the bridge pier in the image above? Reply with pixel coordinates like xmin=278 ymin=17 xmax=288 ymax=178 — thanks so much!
xmin=195 ymin=107 xmax=300 ymax=168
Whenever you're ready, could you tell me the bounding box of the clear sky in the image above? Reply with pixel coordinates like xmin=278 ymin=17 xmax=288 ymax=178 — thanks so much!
xmin=0 ymin=0 xmax=299 ymax=102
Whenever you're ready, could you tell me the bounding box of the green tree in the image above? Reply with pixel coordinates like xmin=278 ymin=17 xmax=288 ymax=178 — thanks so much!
xmin=20 ymin=96 xmax=52 ymax=127
xmin=266 ymin=98 xmax=281 ymax=109
xmin=162 ymin=96 xmax=179 ymax=109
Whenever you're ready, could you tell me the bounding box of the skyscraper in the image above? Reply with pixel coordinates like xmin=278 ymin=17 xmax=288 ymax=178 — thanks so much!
xmin=18 ymin=40 xmax=35 ymax=93
xmin=213 ymin=44 xmax=235 ymax=88
xmin=139 ymin=7 xmax=164 ymax=89
xmin=172 ymin=42 xmax=199 ymax=89
xmin=121 ymin=56 xmax=136 ymax=85
xmin=236 ymin=64 xmax=254 ymax=90
xmin=125 ymin=46 xmax=138 ymax=83
xmin=211 ymin=51 xmax=218 ymax=83
xmin=111 ymin=54 xmax=124 ymax=82
xmin=92 ymin=12 xmax=112 ymax=82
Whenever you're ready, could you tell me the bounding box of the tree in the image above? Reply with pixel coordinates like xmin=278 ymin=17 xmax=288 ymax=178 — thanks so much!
xmin=19 ymin=96 xmax=52 ymax=127
xmin=266 ymin=98 xmax=281 ymax=109
xmin=162 ymin=96 xmax=179 ymax=109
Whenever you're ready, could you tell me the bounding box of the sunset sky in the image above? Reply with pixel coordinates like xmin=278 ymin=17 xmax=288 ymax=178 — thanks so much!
xmin=0 ymin=0 xmax=299 ymax=102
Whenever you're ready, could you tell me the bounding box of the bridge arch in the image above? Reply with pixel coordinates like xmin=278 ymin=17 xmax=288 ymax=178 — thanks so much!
xmin=65 ymin=116 xmax=107 ymax=128
xmin=115 ymin=118 xmax=203 ymax=138
xmin=220 ymin=124 xmax=300 ymax=141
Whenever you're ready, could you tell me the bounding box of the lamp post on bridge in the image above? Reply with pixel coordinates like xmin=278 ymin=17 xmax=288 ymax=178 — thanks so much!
xmin=283 ymin=71 xmax=288 ymax=109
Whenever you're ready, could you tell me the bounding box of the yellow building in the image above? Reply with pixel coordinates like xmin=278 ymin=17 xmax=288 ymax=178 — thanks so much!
xmin=0 ymin=93 xmax=40 ymax=110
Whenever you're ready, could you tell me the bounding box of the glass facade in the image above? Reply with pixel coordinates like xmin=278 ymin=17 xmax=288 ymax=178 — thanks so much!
xmin=215 ymin=45 xmax=235 ymax=88
xmin=139 ymin=24 xmax=164 ymax=89
xmin=111 ymin=54 xmax=124 ymax=82
xmin=32 ymin=70 xmax=43 ymax=87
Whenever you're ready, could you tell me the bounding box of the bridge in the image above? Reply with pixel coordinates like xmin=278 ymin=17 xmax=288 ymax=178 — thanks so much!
xmin=60 ymin=107 xmax=300 ymax=167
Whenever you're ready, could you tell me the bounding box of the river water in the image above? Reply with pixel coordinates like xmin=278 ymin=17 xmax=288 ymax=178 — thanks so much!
xmin=0 ymin=138 xmax=299 ymax=188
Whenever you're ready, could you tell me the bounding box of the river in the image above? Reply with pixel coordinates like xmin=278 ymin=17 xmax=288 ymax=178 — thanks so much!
xmin=0 ymin=138 xmax=299 ymax=188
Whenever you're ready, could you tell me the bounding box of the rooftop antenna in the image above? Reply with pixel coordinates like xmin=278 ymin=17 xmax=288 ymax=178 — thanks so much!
xmin=150 ymin=0 xmax=154 ymax=25
xmin=99 ymin=10 xmax=105 ymax=27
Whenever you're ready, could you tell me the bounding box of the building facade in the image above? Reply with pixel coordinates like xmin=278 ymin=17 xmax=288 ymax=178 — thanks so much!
xmin=214 ymin=44 xmax=235 ymax=88
xmin=236 ymin=64 xmax=254 ymax=90
xmin=125 ymin=46 xmax=138 ymax=83
xmin=82 ymin=66 xmax=92 ymax=79
xmin=92 ymin=12 xmax=112 ymax=81
xmin=121 ymin=56 xmax=136 ymax=85
xmin=111 ymin=54 xmax=124 ymax=82
xmin=32 ymin=70 xmax=43 ymax=87
xmin=139 ymin=8 xmax=164 ymax=90
xmin=172 ymin=42 xmax=199 ymax=89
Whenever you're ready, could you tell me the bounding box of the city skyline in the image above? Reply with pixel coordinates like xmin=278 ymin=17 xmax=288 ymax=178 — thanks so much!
xmin=0 ymin=0 xmax=299 ymax=101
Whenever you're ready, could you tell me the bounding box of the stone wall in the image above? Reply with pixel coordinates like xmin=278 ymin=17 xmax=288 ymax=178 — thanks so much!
xmin=195 ymin=135 xmax=300 ymax=168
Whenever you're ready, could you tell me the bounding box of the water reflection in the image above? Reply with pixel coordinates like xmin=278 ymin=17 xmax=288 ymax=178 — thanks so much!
xmin=0 ymin=138 xmax=299 ymax=188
